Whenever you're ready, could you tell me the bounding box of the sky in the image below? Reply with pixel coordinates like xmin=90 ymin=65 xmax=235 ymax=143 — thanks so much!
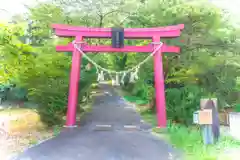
xmin=0 ymin=0 xmax=240 ymax=24
xmin=0 ymin=0 xmax=39 ymax=21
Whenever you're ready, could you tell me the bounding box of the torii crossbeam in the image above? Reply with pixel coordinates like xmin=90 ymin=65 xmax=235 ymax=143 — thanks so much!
xmin=52 ymin=24 xmax=184 ymax=128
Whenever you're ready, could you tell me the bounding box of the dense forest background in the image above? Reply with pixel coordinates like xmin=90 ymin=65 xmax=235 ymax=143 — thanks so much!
xmin=0 ymin=0 xmax=240 ymax=126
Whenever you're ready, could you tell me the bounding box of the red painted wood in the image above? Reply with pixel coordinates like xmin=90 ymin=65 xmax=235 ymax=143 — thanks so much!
xmin=153 ymin=36 xmax=167 ymax=128
xmin=52 ymin=24 xmax=184 ymax=32
xmin=66 ymin=36 xmax=83 ymax=127
xmin=56 ymin=44 xmax=180 ymax=53
xmin=51 ymin=23 xmax=184 ymax=129
xmin=54 ymin=29 xmax=181 ymax=38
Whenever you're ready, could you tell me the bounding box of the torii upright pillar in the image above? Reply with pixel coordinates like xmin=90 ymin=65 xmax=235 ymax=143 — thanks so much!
xmin=153 ymin=36 xmax=167 ymax=127
xmin=52 ymin=24 xmax=184 ymax=128
xmin=65 ymin=36 xmax=83 ymax=127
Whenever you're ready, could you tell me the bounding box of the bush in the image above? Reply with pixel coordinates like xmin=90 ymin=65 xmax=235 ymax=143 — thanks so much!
xmin=125 ymin=80 xmax=203 ymax=125
xmin=233 ymin=104 xmax=240 ymax=112
xmin=166 ymin=85 xmax=203 ymax=125
xmin=122 ymin=78 xmax=155 ymax=103
xmin=14 ymin=51 xmax=97 ymax=126
xmin=166 ymin=122 xmax=240 ymax=160
xmin=26 ymin=70 xmax=96 ymax=126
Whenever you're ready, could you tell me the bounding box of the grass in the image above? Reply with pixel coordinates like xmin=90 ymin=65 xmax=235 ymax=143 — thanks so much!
xmin=91 ymin=83 xmax=100 ymax=90
xmin=120 ymin=92 xmax=240 ymax=160
xmin=124 ymin=96 xmax=149 ymax=105
xmin=114 ymin=88 xmax=149 ymax=105
xmin=139 ymin=109 xmax=157 ymax=126
xmin=165 ymin=123 xmax=240 ymax=160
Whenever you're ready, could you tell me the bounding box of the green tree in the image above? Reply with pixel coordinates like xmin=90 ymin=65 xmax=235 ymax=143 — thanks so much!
xmin=1 ymin=0 xmax=239 ymax=126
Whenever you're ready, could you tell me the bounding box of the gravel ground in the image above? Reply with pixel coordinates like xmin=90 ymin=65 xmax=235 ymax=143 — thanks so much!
xmin=0 ymin=104 xmax=54 ymax=160
xmin=0 ymin=130 xmax=53 ymax=160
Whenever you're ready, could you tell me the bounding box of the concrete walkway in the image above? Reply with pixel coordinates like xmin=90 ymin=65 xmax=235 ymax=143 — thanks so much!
xmin=14 ymin=84 xmax=181 ymax=160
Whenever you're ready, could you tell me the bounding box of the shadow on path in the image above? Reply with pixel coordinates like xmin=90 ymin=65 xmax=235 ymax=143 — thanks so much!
xmin=14 ymin=84 xmax=181 ymax=160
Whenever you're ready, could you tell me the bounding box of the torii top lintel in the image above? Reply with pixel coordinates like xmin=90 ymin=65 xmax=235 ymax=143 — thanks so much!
xmin=51 ymin=24 xmax=184 ymax=38
xmin=52 ymin=24 xmax=184 ymax=53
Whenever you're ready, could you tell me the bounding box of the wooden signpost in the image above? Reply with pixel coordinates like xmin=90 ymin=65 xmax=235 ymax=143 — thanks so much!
xmin=193 ymin=98 xmax=220 ymax=145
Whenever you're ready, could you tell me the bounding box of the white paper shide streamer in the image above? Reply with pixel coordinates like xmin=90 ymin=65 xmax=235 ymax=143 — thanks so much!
xmin=72 ymin=41 xmax=163 ymax=86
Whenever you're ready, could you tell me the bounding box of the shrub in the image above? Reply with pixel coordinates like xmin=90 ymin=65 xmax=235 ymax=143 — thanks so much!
xmin=233 ymin=104 xmax=240 ymax=112
xmin=166 ymin=85 xmax=203 ymax=125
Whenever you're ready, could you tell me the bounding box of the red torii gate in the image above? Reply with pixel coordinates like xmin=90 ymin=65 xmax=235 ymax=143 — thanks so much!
xmin=52 ymin=24 xmax=184 ymax=128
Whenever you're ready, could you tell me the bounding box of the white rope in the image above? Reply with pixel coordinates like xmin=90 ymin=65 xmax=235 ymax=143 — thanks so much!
xmin=121 ymin=72 xmax=126 ymax=85
xmin=72 ymin=41 xmax=163 ymax=74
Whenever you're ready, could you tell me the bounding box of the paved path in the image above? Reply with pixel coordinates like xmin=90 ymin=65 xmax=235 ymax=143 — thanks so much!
xmin=14 ymin=84 xmax=181 ymax=160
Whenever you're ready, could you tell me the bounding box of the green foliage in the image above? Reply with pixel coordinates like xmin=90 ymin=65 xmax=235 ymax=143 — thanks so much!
xmin=53 ymin=125 xmax=62 ymax=137
xmin=124 ymin=96 xmax=148 ymax=105
xmin=233 ymin=104 xmax=240 ymax=112
xmin=16 ymin=50 xmax=96 ymax=126
xmin=114 ymin=0 xmax=240 ymax=123
xmin=10 ymin=87 xmax=28 ymax=100
xmin=1 ymin=0 xmax=240 ymax=126
xmin=133 ymin=102 xmax=240 ymax=160
xmin=166 ymin=122 xmax=240 ymax=160
xmin=140 ymin=109 xmax=157 ymax=126
xmin=0 ymin=8 xmax=96 ymax=126
xmin=130 ymin=79 xmax=154 ymax=101
xmin=166 ymin=85 xmax=203 ymax=125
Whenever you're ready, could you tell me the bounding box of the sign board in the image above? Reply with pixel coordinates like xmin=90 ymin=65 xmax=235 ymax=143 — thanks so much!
xmin=229 ymin=112 xmax=240 ymax=140
xmin=193 ymin=111 xmax=200 ymax=124
xmin=199 ymin=109 xmax=213 ymax=125
xmin=111 ymin=28 xmax=124 ymax=48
